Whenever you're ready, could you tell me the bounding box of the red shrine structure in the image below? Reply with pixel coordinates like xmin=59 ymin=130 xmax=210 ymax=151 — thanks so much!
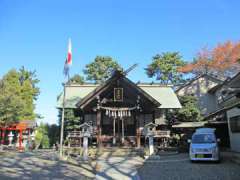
xmin=0 ymin=120 xmax=36 ymax=151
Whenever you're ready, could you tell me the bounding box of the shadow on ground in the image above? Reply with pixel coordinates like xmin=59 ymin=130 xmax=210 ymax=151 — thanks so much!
xmin=138 ymin=153 xmax=240 ymax=180
xmin=94 ymin=148 xmax=143 ymax=180
xmin=0 ymin=150 xmax=95 ymax=180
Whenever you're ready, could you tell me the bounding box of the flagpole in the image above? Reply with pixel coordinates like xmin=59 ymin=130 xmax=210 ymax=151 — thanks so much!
xmin=60 ymin=38 xmax=71 ymax=158
xmin=68 ymin=69 xmax=70 ymax=82
xmin=59 ymin=81 xmax=66 ymax=158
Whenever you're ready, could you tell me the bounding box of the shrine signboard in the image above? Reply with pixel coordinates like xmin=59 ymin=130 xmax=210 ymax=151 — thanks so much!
xmin=114 ymin=88 xmax=123 ymax=102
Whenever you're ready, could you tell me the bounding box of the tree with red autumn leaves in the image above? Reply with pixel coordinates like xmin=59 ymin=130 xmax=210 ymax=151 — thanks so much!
xmin=179 ymin=41 xmax=240 ymax=79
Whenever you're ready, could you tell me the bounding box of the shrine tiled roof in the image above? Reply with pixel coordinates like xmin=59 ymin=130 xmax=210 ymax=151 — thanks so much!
xmin=57 ymin=83 xmax=181 ymax=109
xmin=57 ymin=84 xmax=98 ymax=109
xmin=139 ymin=85 xmax=182 ymax=109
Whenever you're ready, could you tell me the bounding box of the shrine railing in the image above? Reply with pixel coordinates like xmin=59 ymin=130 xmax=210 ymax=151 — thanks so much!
xmin=68 ymin=131 xmax=84 ymax=138
xmin=154 ymin=130 xmax=171 ymax=138
xmin=68 ymin=129 xmax=97 ymax=138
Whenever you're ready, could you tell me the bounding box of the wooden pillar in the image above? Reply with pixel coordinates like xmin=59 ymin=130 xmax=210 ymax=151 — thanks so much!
xmin=1 ymin=129 xmax=5 ymax=145
xmin=28 ymin=129 xmax=30 ymax=144
xmin=67 ymin=138 xmax=71 ymax=158
xmin=97 ymin=110 xmax=102 ymax=147
xmin=18 ymin=129 xmax=23 ymax=151
xmin=136 ymin=114 xmax=141 ymax=148
xmin=113 ymin=118 xmax=116 ymax=145
xmin=0 ymin=129 xmax=2 ymax=145
xmin=117 ymin=118 xmax=120 ymax=143
xmin=121 ymin=118 xmax=125 ymax=144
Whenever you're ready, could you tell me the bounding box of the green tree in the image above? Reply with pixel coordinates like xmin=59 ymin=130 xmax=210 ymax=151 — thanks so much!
xmin=19 ymin=66 xmax=40 ymax=97
xmin=84 ymin=56 xmax=122 ymax=83
xmin=47 ymin=124 xmax=60 ymax=146
xmin=35 ymin=123 xmax=50 ymax=149
xmin=68 ymin=74 xmax=84 ymax=84
xmin=58 ymin=109 xmax=82 ymax=137
xmin=145 ymin=52 xmax=186 ymax=84
xmin=35 ymin=129 xmax=43 ymax=149
xmin=41 ymin=134 xmax=50 ymax=148
xmin=0 ymin=68 xmax=40 ymax=125
xmin=19 ymin=66 xmax=40 ymax=120
xmin=0 ymin=70 xmax=24 ymax=125
xmin=168 ymin=95 xmax=202 ymax=123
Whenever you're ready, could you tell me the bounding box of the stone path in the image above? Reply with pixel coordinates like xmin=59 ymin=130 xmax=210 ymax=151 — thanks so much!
xmin=95 ymin=152 xmax=143 ymax=180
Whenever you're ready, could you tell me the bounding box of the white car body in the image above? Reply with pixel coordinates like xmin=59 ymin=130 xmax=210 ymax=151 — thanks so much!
xmin=189 ymin=128 xmax=220 ymax=162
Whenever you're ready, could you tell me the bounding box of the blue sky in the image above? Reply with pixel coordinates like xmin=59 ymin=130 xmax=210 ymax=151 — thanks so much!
xmin=0 ymin=0 xmax=240 ymax=124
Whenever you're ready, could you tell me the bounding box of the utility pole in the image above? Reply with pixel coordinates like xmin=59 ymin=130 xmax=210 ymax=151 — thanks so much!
xmin=59 ymin=83 xmax=66 ymax=158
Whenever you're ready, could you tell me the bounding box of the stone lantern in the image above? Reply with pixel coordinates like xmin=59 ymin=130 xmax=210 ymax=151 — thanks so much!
xmin=143 ymin=122 xmax=157 ymax=156
xmin=79 ymin=123 xmax=93 ymax=161
xmin=8 ymin=131 xmax=14 ymax=146
xmin=30 ymin=131 xmax=35 ymax=141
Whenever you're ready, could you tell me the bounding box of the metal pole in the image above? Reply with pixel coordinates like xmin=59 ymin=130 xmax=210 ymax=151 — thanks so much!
xmin=60 ymin=83 xmax=66 ymax=157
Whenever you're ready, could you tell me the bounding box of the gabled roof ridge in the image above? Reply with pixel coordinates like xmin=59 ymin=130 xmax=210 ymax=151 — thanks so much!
xmin=208 ymin=72 xmax=240 ymax=93
xmin=175 ymin=73 xmax=223 ymax=92
xmin=76 ymin=71 xmax=161 ymax=109
xmin=66 ymin=83 xmax=99 ymax=87
xmin=222 ymin=71 xmax=240 ymax=86
xmin=202 ymin=73 xmax=224 ymax=82
xmin=137 ymin=83 xmax=173 ymax=87
xmin=66 ymin=83 xmax=173 ymax=87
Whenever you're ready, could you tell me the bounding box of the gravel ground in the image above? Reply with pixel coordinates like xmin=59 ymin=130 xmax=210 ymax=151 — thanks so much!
xmin=0 ymin=150 xmax=95 ymax=180
xmin=95 ymin=153 xmax=143 ymax=180
xmin=1 ymin=150 xmax=239 ymax=180
xmin=138 ymin=153 xmax=240 ymax=180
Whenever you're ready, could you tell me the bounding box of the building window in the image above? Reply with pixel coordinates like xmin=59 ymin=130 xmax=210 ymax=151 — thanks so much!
xmin=230 ymin=116 xmax=240 ymax=133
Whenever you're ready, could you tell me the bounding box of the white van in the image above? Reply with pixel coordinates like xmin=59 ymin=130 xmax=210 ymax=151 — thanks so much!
xmin=188 ymin=128 xmax=220 ymax=162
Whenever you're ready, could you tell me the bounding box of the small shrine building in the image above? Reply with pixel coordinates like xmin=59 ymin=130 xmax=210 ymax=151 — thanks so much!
xmin=0 ymin=120 xmax=36 ymax=150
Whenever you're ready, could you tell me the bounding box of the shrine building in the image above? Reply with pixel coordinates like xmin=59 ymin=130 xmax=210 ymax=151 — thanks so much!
xmin=57 ymin=70 xmax=182 ymax=147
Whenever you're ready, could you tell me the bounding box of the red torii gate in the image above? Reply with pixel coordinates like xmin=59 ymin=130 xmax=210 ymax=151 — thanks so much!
xmin=0 ymin=122 xmax=30 ymax=151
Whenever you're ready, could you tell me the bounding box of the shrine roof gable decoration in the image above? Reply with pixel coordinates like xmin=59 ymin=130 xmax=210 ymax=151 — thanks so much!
xmin=76 ymin=70 xmax=161 ymax=110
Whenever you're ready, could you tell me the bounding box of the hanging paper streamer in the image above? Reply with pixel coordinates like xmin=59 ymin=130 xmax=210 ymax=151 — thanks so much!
xmin=102 ymin=106 xmax=137 ymax=118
